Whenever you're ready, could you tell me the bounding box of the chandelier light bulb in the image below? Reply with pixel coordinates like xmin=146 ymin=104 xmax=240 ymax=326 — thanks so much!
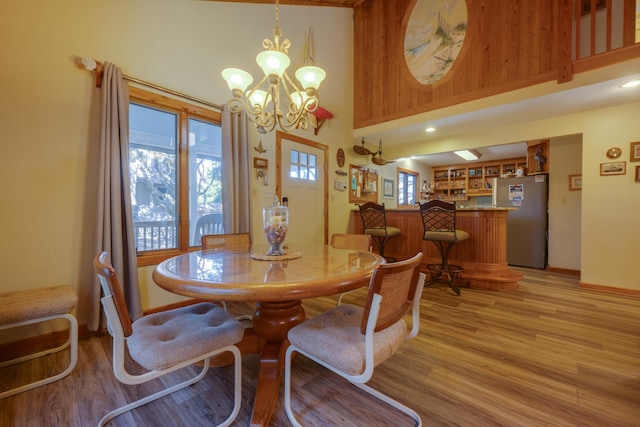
xmin=256 ymin=50 xmax=290 ymax=78
xmin=291 ymin=91 xmax=309 ymax=108
xmin=249 ymin=89 xmax=270 ymax=107
xmin=222 ymin=68 xmax=253 ymax=93
xmin=295 ymin=65 xmax=326 ymax=90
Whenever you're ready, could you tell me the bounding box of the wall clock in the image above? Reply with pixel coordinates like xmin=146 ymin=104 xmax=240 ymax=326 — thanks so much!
xmin=336 ymin=148 xmax=345 ymax=167
xmin=606 ymin=147 xmax=621 ymax=159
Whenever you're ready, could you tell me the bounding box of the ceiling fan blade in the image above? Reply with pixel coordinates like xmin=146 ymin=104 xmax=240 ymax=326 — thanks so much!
xmin=353 ymin=144 xmax=372 ymax=155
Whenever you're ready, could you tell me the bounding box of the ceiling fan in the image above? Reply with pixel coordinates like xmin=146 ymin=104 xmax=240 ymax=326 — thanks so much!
xmin=352 ymin=138 xmax=395 ymax=165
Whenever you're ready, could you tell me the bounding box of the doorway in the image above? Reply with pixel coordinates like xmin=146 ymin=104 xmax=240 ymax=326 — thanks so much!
xmin=276 ymin=131 xmax=328 ymax=245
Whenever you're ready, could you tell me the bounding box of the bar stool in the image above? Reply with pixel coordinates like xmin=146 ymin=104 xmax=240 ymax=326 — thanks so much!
xmin=356 ymin=202 xmax=401 ymax=261
xmin=418 ymin=200 xmax=470 ymax=295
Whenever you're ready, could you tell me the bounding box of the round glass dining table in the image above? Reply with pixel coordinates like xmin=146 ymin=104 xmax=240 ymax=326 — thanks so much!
xmin=153 ymin=243 xmax=384 ymax=427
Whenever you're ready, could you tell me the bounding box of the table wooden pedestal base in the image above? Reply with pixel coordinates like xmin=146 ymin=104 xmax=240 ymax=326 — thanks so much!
xmin=244 ymin=300 xmax=305 ymax=427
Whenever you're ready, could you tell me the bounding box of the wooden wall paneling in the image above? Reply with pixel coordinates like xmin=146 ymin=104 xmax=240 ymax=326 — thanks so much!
xmin=372 ymin=0 xmax=385 ymax=119
xmin=478 ymin=1 xmax=492 ymax=89
xmin=557 ymin=0 xmax=574 ymax=82
xmin=507 ymin=0 xmax=520 ymax=82
xmin=589 ymin=0 xmax=597 ymax=56
xmin=353 ymin=0 xmax=567 ymax=129
xmin=605 ymin=0 xmax=612 ymax=51
xmin=574 ymin=0 xmax=582 ymax=59
xmin=516 ymin=0 xmax=529 ymax=78
xmin=622 ymin=0 xmax=636 ymax=46
xmin=540 ymin=0 xmax=555 ymax=74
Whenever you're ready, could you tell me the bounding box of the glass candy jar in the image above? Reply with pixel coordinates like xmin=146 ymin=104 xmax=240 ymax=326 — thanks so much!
xmin=263 ymin=205 xmax=289 ymax=256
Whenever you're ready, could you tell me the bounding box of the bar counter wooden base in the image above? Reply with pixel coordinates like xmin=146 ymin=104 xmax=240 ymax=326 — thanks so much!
xmin=354 ymin=207 xmax=522 ymax=291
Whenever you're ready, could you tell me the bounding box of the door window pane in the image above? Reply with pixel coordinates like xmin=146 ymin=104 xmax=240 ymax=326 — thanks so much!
xmin=289 ymin=149 xmax=317 ymax=182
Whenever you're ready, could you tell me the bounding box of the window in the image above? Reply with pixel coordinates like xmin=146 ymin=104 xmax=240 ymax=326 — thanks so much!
xmin=289 ymin=149 xmax=317 ymax=181
xmin=397 ymin=168 xmax=418 ymax=206
xmin=128 ymin=87 xmax=223 ymax=266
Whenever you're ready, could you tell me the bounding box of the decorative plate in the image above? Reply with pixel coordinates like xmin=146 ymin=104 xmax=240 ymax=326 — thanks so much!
xmin=606 ymin=147 xmax=622 ymax=159
xmin=404 ymin=0 xmax=468 ymax=86
xmin=516 ymin=168 xmax=524 ymax=177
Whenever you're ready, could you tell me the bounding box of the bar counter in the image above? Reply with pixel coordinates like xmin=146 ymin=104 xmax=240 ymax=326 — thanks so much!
xmin=353 ymin=207 xmax=522 ymax=291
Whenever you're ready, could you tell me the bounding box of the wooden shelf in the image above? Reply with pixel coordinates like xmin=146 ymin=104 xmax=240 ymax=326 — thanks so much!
xmin=431 ymin=157 xmax=526 ymax=201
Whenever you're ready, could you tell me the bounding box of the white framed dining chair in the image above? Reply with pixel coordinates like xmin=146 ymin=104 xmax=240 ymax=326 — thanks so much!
xmin=93 ymin=252 xmax=243 ymax=427
xmin=201 ymin=233 xmax=254 ymax=322
xmin=330 ymin=233 xmax=374 ymax=306
xmin=284 ymin=252 xmax=426 ymax=426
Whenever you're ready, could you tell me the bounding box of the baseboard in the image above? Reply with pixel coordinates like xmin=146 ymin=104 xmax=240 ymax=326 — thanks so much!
xmin=579 ymin=282 xmax=640 ymax=297
xmin=546 ymin=266 xmax=581 ymax=276
xmin=0 ymin=324 xmax=91 ymax=364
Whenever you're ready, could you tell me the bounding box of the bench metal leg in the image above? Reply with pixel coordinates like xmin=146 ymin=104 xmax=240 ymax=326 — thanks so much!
xmin=0 ymin=313 xmax=78 ymax=399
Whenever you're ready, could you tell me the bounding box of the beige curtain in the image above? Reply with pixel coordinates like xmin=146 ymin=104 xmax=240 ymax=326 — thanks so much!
xmin=221 ymin=108 xmax=252 ymax=234
xmin=89 ymin=62 xmax=142 ymax=331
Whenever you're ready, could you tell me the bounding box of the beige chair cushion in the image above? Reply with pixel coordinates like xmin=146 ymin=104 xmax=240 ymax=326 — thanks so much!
xmin=287 ymin=304 xmax=406 ymax=376
xmin=364 ymin=226 xmax=402 ymax=238
xmin=423 ymin=230 xmax=470 ymax=242
xmin=127 ymin=302 xmax=243 ymax=371
xmin=0 ymin=285 xmax=77 ymax=325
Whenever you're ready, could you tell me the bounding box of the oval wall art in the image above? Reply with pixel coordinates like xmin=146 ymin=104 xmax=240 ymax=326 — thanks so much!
xmin=404 ymin=0 xmax=468 ymax=86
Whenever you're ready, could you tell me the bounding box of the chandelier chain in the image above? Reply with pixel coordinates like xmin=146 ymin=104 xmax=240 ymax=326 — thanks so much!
xmin=221 ymin=0 xmax=325 ymax=133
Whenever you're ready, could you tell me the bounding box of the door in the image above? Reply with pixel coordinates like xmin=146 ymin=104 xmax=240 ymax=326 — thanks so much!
xmin=276 ymin=131 xmax=328 ymax=245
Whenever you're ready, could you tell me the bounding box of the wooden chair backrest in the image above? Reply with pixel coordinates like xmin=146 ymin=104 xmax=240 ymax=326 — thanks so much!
xmin=361 ymin=252 xmax=423 ymax=334
xmin=418 ymin=200 xmax=457 ymax=233
xmin=330 ymin=233 xmax=373 ymax=252
xmin=93 ymin=252 xmax=134 ymax=337
xmin=357 ymin=202 xmax=388 ymax=231
xmin=193 ymin=213 xmax=224 ymax=245
xmin=201 ymin=233 xmax=251 ymax=252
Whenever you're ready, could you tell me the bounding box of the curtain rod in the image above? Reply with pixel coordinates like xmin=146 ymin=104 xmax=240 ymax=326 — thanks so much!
xmin=79 ymin=57 xmax=223 ymax=111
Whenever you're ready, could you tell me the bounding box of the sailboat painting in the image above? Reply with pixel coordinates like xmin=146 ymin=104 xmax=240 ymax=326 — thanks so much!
xmin=404 ymin=0 xmax=467 ymax=85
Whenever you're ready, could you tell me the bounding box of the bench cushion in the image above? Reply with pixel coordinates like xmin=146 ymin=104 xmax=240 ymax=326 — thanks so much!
xmin=0 ymin=285 xmax=77 ymax=325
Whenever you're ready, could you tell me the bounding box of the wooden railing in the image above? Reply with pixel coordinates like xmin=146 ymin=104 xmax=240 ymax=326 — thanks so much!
xmin=134 ymin=220 xmax=177 ymax=251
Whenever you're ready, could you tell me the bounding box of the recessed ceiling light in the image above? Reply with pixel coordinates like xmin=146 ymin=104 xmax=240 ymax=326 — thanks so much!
xmin=425 ymin=127 xmax=436 ymax=132
xmin=454 ymin=149 xmax=481 ymax=161
xmin=621 ymin=80 xmax=640 ymax=88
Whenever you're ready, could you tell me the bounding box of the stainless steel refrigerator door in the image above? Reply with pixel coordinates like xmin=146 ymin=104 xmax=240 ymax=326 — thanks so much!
xmin=495 ymin=176 xmax=548 ymax=269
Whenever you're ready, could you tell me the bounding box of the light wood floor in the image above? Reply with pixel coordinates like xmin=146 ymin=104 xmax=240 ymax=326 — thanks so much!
xmin=2 ymin=267 xmax=640 ymax=426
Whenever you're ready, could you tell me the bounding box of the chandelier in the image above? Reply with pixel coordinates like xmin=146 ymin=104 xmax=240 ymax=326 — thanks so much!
xmin=221 ymin=0 xmax=326 ymax=133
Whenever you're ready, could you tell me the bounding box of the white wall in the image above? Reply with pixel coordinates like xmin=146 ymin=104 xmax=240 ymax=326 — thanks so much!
xmin=548 ymin=134 xmax=582 ymax=271
xmin=0 ymin=0 xmax=354 ymax=325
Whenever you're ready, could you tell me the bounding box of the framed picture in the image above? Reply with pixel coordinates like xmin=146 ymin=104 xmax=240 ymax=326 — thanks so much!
xmin=600 ymin=161 xmax=626 ymax=176
xmin=630 ymin=141 xmax=640 ymax=162
xmin=568 ymin=174 xmax=582 ymax=191
xmin=382 ymin=176 xmax=395 ymax=199
xmin=636 ymin=166 xmax=640 ymax=183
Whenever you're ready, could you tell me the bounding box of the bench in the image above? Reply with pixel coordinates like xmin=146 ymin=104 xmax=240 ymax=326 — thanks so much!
xmin=0 ymin=285 xmax=78 ymax=399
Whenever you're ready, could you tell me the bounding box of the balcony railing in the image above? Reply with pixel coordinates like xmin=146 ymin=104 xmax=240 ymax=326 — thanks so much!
xmin=134 ymin=220 xmax=177 ymax=251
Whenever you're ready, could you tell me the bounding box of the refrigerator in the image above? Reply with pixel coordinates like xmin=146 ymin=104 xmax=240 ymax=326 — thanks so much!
xmin=492 ymin=175 xmax=548 ymax=269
